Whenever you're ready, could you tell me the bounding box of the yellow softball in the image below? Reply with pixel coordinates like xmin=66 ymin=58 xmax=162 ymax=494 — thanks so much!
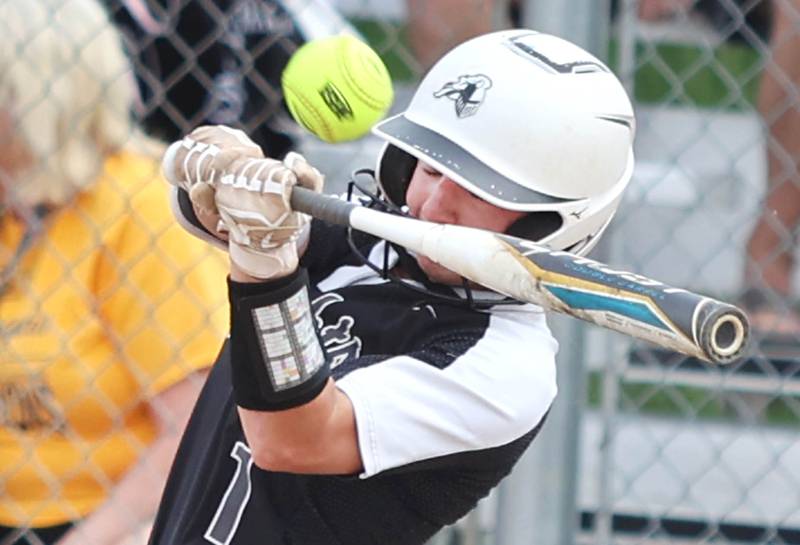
xmin=281 ymin=34 xmax=394 ymax=143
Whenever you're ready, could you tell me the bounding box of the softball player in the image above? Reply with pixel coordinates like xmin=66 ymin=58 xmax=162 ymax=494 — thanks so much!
xmin=152 ymin=29 xmax=635 ymax=545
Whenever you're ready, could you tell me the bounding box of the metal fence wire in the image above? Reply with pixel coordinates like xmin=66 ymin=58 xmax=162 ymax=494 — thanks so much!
xmin=2 ymin=0 xmax=799 ymax=544
xmin=585 ymin=1 xmax=800 ymax=544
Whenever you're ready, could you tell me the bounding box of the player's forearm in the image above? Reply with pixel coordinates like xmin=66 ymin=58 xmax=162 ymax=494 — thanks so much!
xmin=56 ymin=372 xmax=206 ymax=545
xmin=238 ymin=378 xmax=362 ymax=474
xmin=228 ymin=267 xmax=362 ymax=475
xmin=56 ymin=432 xmax=176 ymax=545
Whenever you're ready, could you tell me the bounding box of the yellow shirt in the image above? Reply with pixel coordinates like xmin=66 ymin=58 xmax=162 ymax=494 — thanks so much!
xmin=0 ymin=152 xmax=228 ymax=527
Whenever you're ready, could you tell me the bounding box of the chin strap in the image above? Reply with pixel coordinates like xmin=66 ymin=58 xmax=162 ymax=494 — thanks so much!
xmin=343 ymin=170 xmax=521 ymax=311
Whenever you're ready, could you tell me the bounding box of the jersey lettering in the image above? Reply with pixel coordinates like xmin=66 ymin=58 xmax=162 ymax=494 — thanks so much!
xmin=312 ymin=293 xmax=362 ymax=368
xmin=205 ymin=442 xmax=254 ymax=545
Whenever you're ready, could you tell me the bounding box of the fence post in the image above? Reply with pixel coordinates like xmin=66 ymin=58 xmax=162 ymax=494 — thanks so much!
xmin=494 ymin=315 xmax=587 ymax=545
xmin=520 ymin=0 xmax=611 ymax=56
xmin=493 ymin=2 xmax=610 ymax=544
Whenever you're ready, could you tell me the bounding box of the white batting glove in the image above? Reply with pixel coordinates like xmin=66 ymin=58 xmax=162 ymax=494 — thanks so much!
xmin=162 ymin=125 xmax=324 ymax=279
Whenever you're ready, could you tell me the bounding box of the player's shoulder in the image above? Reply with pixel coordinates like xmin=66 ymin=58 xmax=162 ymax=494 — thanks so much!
xmin=482 ymin=302 xmax=558 ymax=372
xmin=488 ymin=302 xmax=552 ymax=333
xmin=64 ymin=151 xmax=165 ymax=232
xmin=107 ymin=150 xmax=167 ymax=193
xmin=97 ymin=150 xmax=174 ymax=223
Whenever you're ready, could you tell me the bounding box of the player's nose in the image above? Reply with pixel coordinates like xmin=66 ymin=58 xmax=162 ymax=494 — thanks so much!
xmin=422 ymin=176 xmax=468 ymax=224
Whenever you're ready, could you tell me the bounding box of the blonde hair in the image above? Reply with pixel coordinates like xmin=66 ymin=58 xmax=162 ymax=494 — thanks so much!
xmin=0 ymin=0 xmax=163 ymax=208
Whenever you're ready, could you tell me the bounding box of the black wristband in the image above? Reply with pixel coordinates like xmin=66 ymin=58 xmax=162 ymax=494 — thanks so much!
xmin=228 ymin=268 xmax=329 ymax=411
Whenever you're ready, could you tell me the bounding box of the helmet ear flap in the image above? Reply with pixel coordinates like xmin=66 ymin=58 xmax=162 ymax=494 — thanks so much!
xmin=376 ymin=144 xmax=418 ymax=207
xmin=507 ymin=211 xmax=563 ymax=242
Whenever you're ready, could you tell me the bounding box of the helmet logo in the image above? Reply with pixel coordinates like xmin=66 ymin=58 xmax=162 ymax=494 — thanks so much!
xmin=433 ymin=75 xmax=492 ymax=118
xmin=570 ymin=206 xmax=589 ymax=219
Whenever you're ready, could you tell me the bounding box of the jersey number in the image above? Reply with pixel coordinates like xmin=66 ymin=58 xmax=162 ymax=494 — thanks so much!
xmin=204 ymin=442 xmax=254 ymax=545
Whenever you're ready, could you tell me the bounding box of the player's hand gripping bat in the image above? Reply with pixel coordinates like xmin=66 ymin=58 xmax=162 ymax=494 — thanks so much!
xmin=290 ymin=187 xmax=749 ymax=365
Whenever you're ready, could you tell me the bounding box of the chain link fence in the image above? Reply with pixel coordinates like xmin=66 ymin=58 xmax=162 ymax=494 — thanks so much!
xmin=584 ymin=1 xmax=800 ymax=543
xmin=2 ymin=0 xmax=798 ymax=544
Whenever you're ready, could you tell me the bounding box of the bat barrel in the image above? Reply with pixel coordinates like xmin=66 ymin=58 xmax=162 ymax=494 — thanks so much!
xmin=700 ymin=305 xmax=749 ymax=364
xmin=290 ymin=188 xmax=752 ymax=365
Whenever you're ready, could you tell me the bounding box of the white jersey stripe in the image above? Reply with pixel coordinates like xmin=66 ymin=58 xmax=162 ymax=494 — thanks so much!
xmin=337 ymin=306 xmax=558 ymax=477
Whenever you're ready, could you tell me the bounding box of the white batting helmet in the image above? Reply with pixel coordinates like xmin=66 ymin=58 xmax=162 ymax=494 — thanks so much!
xmin=372 ymin=29 xmax=635 ymax=256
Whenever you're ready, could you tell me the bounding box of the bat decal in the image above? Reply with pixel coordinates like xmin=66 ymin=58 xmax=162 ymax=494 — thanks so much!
xmin=544 ymin=286 xmax=671 ymax=331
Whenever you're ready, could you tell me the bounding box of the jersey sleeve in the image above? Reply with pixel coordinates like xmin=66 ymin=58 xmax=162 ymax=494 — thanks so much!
xmin=335 ymin=306 xmax=558 ymax=478
xmin=96 ymin=179 xmax=229 ymax=396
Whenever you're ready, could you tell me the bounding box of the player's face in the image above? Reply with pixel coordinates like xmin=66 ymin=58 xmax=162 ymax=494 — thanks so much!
xmin=405 ymin=160 xmax=526 ymax=285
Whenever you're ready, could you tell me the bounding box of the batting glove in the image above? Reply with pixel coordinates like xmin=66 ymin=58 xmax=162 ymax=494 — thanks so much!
xmin=162 ymin=125 xmax=324 ymax=279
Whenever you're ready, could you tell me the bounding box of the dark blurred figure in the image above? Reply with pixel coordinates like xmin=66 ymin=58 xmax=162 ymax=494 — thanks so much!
xmin=631 ymin=0 xmax=772 ymax=41
xmin=104 ymin=0 xmax=354 ymax=157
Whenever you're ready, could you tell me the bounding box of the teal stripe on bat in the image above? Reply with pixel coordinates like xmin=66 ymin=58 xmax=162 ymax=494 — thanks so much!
xmin=545 ymin=286 xmax=670 ymax=330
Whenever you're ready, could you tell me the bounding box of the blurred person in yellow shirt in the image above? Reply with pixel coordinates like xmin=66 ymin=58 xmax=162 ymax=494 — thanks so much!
xmin=0 ymin=1 xmax=228 ymax=544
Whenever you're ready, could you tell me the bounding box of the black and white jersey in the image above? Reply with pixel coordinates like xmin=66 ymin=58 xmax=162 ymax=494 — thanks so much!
xmin=149 ymin=221 xmax=558 ymax=545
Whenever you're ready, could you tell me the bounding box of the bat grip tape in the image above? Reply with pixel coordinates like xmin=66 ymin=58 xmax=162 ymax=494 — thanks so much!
xmin=290 ymin=187 xmax=355 ymax=227
xmin=228 ymin=268 xmax=330 ymax=411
